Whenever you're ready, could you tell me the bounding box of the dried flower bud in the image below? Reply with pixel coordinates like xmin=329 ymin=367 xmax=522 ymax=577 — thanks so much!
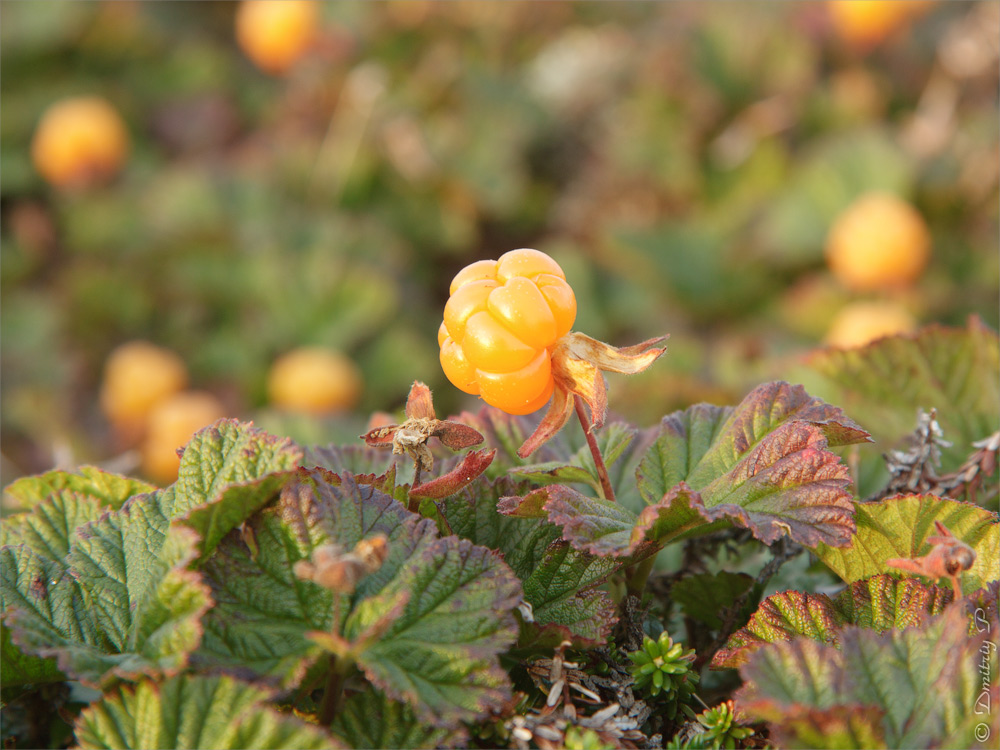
xmin=887 ymin=520 xmax=975 ymax=597
xmin=293 ymin=536 xmax=390 ymax=594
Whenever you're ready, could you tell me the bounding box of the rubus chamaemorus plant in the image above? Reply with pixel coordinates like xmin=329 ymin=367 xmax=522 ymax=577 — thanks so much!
xmin=2 ymin=250 xmax=997 ymax=750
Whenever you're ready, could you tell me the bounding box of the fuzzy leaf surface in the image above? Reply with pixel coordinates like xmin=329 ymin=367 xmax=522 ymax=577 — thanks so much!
xmin=443 ymin=480 xmax=620 ymax=645
xmin=172 ymin=419 xmax=303 ymax=517
xmin=815 ymin=494 xmax=1000 ymax=592
xmin=344 ymin=537 xmax=520 ymax=726
xmin=1 ymin=487 xmax=212 ymax=687
xmin=634 ymin=382 xmax=869 ymax=549
xmin=711 ymin=574 xmax=950 ymax=669
xmin=74 ymin=674 xmax=333 ymax=749
xmin=196 ymin=470 xmax=425 ymax=681
xmin=331 ymin=688 xmax=462 ymax=749
xmin=198 ymin=470 xmax=521 ymax=725
xmin=807 ymin=318 xmax=1000 ymax=467
xmin=736 ymin=606 xmax=996 ymax=748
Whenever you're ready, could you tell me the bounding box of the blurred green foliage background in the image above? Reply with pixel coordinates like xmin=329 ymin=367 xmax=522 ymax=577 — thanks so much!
xmin=1 ymin=0 xmax=997 ymax=482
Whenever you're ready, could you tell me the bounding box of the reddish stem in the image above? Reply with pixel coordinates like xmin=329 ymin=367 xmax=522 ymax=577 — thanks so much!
xmin=574 ymin=395 xmax=616 ymax=503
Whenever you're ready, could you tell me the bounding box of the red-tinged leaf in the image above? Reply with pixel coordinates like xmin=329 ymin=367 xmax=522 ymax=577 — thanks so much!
xmin=542 ymin=485 xmax=640 ymax=557
xmin=635 ymin=383 xmax=869 ymax=549
xmin=712 ymin=590 xmax=844 ymax=670
xmin=408 ymin=449 xmax=495 ymax=500
xmin=496 ymin=488 xmax=549 ymax=518
xmin=360 ymin=425 xmax=398 ymax=448
xmin=830 ymin=574 xmax=952 ymax=631
xmin=713 ymin=574 xmax=953 ymax=670
xmin=405 ymin=381 xmax=437 ymax=420
xmin=765 ymin=702 xmax=888 ymax=750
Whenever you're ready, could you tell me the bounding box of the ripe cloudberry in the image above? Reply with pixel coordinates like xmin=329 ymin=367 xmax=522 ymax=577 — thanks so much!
xmin=825 ymin=192 xmax=931 ymax=291
xmin=235 ymin=0 xmax=319 ymax=75
xmin=439 ymin=248 xmax=666 ymax=458
xmin=31 ymin=96 xmax=129 ymax=189
xmin=439 ymin=248 xmax=577 ymax=415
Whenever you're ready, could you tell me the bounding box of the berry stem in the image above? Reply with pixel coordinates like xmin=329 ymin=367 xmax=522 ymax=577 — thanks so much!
xmin=317 ymin=655 xmax=349 ymax=726
xmin=574 ymin=395 xmax=616 ymax=502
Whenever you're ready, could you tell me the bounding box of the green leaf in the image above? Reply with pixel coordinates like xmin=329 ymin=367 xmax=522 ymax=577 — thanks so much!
xmin=712 ymin=574 xmax=953 ymax=669
xmin=195 ymin=471 xmax=418 ymax=682
xmin=635 ymin=381 xmax=870 ymax=548
xmin=814 ymin=494 xmax=1000 ymax=592
xmin=198 ymin=470 xmax=522 ymax=725
xmin=671 ymin=571 xmax=756 ymax=630
xmin=511 ymin=422 xmax=638 ymax=495
xmin=0 ymin=489 xmax=107 ymax=559
xmin=74 ymin=674 xmax=334 ymax=750
xmin=2 ymin=487 xmax=212 ymax=687
xmin=443 ymin=479 xmax=620 ymax=646
xmin=4 ymin=466 xmax=154 ymax=511
xmin=345 ymin=537 xmax=520 ymax=727
xmin=0 ymin=620 xmax=64 ymax=699
xmin=736 ymin=605 xmax=996 ymax=748
xmin=806 ymin=318 xmax=1000 ymax=469
xmin=173 ymin=419 xmax=303 ymax=517
xmin=331 ymin=687 xmax=463 ymax=749
xmin=173 ymin=471 xmax=299 ymax=559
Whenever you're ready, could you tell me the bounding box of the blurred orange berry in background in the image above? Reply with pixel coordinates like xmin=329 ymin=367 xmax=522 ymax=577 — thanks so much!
xmin=439 ymin=248 xmax=577 ymax=415
xmin=141 ymin=392 xmax=227 ymax=484
xmin=825 ymin=300 xmax=917 ymax=348
xmin=31 ymin=96 xmax=129 ymax=189
xmin=826 ymin=0 xmax=934 ymax=48
xmin=825 ymin=192 xmax=931 ymax=291
xmin=235 ymin=0 xmax=319 ymax=75
xmin=267 ymin=346 xmax=363 ymax=415
xmin=100 ymin=341 xmax=188 ymax=440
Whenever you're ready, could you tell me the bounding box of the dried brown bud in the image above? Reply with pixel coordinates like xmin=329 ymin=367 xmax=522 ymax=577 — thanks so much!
xmin=887 ymin=520 xmax=975 ymax=597
xmin=293 ymin=536 xmax=390 ymax=594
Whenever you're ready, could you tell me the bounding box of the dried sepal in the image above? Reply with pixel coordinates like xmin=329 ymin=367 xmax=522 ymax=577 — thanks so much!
xmin=887 ymin=520 xmax=975 ymax=597
xmin=408 ymin=448 xmax=496 ymax=500
xmin=360 ymin=381 xmax=489 ymax=494
xmin=518 ymin=333 xmax=668 ymax=458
